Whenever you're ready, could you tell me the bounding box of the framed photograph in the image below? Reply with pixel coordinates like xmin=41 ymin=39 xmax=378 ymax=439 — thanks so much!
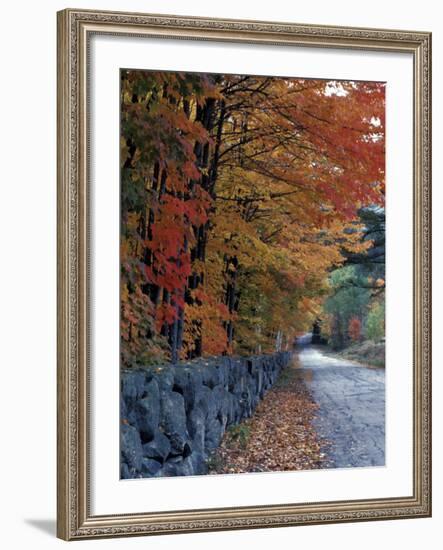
xmin=57 ymin=8 xmax=431 ymax=540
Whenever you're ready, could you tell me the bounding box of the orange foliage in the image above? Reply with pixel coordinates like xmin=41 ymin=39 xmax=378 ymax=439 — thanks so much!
xmin=348 ymin=317 xmax=362 ymax=342
xmin=120 ymin=70 xmax=385 ymax=365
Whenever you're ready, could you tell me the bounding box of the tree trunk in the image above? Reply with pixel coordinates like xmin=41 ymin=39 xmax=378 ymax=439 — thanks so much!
xmin=185 ymin=97 xmax=219 ymax=358
xmin=224 ymin=255 xmax=239 ymax=346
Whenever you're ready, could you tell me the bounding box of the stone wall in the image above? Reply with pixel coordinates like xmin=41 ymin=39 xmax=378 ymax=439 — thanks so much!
xmin=120 ymin=352 xmax=292 ymax=478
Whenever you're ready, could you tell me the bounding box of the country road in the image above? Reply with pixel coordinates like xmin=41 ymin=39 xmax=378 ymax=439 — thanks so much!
xmin=295 ymin=335 xmax=385 ymax=468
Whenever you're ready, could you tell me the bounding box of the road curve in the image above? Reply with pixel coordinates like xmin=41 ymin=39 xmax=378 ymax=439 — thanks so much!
xmin=295 ymin=337 xmax=385 ymax=468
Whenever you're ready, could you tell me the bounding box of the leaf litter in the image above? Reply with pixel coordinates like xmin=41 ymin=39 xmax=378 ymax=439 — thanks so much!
xmin=208 ymin=355 xmax=332 ymax=474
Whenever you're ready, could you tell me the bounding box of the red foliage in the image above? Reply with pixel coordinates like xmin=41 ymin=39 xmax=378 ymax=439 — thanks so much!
xmin=348 ymin=317 xmax=362 ymax=342
xmin=120 ymin=70 xmax=385 ymax=365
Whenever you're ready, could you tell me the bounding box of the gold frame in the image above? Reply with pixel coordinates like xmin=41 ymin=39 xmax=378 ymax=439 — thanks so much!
xmin=57 ymin=8 xmax=432 ymax=540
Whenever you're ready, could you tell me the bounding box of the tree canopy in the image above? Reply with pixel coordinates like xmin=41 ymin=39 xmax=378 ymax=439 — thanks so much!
xmin=120 ymin=70 xmax=385 ymax=366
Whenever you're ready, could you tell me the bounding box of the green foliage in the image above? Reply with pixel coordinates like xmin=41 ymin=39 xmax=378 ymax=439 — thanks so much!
xmin=206 ymin=452 xmax=226 ymax=473
xmin=321 ymin=204 xmax=386 ymax=352
xmin=323 ymin=266 xmax=371 ymax=349
xmin=366 ymin=301 xmax=385 ymax=342
xmin=225 ymin=424 xmax=251 ymax=450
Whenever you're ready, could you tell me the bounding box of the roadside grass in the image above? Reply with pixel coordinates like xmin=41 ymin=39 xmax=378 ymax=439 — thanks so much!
xmin=224 ymin=424 xmax=251 ymax=449
xmin=327 ymin=340 xmax=385 ymax=368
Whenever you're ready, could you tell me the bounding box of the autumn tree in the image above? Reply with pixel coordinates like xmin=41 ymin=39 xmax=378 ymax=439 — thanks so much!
xmin=348 ymin=317 xmax=362 ymax=342
xmin=120 ymin=70 xmax=385 ymax=366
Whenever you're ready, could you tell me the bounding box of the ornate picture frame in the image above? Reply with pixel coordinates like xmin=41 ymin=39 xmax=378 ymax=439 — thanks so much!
xmin=57 ymin=8 xmax=431 ymax=540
